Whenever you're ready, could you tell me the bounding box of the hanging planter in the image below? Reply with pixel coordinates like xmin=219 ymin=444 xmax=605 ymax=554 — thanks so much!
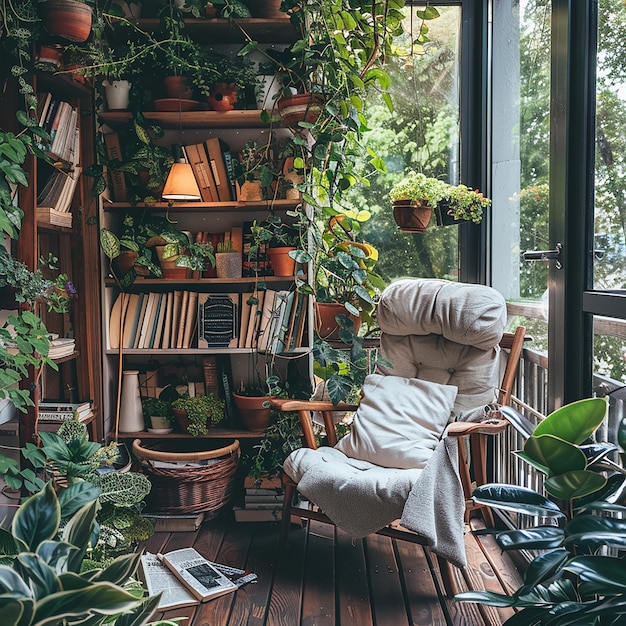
xmin=392 ymin=200 xmax=434 ymax=232
xmin=40 ymin=0 xmax=93 ymax=43
xmin=434 ymin=201 xmax=463 ymax=227
xmin=277 ymin=93 xmax=324 ymax=126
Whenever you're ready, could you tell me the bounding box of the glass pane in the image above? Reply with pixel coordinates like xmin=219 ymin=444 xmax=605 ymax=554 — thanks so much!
xmin=345 ymin=4 xmax=461 ymax=282
xmin=492 ymin=0 xmax=550 ymax=352
xmin=593 ymin=2 xmax=626 ymax=384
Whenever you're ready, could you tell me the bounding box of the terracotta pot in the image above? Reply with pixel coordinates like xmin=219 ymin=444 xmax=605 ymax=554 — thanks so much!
xmin=392 ymin=200 xmax=433 ymax=232
xmin=34 ymin=45 xmax=64 ymax=71
xmin=315 ymin=301 xmax=361 ymax=341
xmin=172 ymin=407 xmax=209 ymax=433
xmin=40 ymin=0 xmax=93 ymax=43
xmin=155 ymin=245 xmax=191 ymax=279
xmin=253 ymin=0 xmax=288 ymax=18
xmin=164 ymin=75 xmax=193 ymax=100
xmin=111 ymin=250 xmax=138 ymax=276
xmin=277 ymin=93 xmax=324 ymax=126
xmin=233 ymin=393 xmax=275 ymax=432
xmin=237 ymin=180 xmax=263 ymax=201
xmin=267 ymin=246 xmax=296 ymax=277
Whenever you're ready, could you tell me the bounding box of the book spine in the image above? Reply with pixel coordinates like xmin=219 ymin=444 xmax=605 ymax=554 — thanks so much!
xmin=103 ymin=132 xmax=127 ymax=201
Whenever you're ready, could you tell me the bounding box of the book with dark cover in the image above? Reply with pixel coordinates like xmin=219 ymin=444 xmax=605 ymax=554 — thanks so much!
xmin=242 ymin=220 xmax=272 ymax=277
xmin=197 ymin=293 xmax=239 ymax=348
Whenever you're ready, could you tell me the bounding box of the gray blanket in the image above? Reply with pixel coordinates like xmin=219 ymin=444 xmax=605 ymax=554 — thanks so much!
xmin=288 ymin=436 xmax=466 ymax=569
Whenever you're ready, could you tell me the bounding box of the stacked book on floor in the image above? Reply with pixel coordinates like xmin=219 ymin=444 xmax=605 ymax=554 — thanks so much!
xmin=234 ymin=476 xmax=285 ymax=522
xmin=38 ymin=400 xmax=93 ymax=423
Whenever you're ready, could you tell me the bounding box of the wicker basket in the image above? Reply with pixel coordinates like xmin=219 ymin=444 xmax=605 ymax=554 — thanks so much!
xmin=132 ymin=438 xmax=240 ymax=518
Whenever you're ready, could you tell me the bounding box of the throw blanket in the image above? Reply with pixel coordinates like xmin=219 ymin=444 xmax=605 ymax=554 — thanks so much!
xmin=286 ymin=436 xmax=467 ymax=569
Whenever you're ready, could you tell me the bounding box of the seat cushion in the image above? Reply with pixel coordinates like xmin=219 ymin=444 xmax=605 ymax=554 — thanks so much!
xmin=334 ymin=373 xmax=457 ymax=469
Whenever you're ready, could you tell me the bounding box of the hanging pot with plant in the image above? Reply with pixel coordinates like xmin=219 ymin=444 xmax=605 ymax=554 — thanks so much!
xmin=39 ymin=0 xmax=93 ymax=43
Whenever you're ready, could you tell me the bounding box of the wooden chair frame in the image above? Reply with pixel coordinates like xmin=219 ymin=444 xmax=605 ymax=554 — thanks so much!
xmin=271 ymin=326 xmax=526 ymax=596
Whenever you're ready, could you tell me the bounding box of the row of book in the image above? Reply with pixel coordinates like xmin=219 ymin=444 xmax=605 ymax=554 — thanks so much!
xmin=47 ymin=337 xmax=76 ymax=360
xmin=36 ymin=93 xmax=82 ymax=227
xmin=109 ymin=291 xmax=199 ymax=351
xmin=233 ymin=475 xmax=285 ymax=523
xmin=38 ymin=400 xmax=93 ymax=422
xmin=109 ymin=289 xmax=308 ymax=352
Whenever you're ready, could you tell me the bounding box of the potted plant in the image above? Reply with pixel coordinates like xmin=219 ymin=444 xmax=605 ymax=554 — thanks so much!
xmin=388 ymin=171 xmax=451 ymax=232
xmin=39 ymin=0 xmax=93 ymax=43
xmin=141 ymin=396 xmax=173 ymax=433
xmin=236 ymin=139 xmax=277 ymax=201
xmin=251 ymin=215 xmax=302 ymax=277
xmin=232 ymin=384 xmax=276 ymax=433
xmin=215 ymin=239 xmax=242 ymax=279
xmin=457 ymin=398 xmax=626 ymax=623
xmin=440 ymin=183 xmax=492 ymax=225
xmin=172 ymin=393 xmax=225 ymax=436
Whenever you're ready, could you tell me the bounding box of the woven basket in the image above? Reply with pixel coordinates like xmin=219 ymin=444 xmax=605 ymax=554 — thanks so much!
xmin=132 ymin=438 xmax=240 ymax=517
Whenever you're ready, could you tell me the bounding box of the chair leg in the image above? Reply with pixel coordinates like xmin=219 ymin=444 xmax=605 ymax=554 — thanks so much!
xmin=436 ymin=554 xmax=459 ymax=597
xmin=280 ymin=481 xmax=296 ymax=545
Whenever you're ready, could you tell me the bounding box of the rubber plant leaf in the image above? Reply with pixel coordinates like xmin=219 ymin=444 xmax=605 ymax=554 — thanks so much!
xmin=495 ymin=526 xmax=564 ymax=551
xmin=520 ymin=548 xmax=569 ymax=592
xmin=564 ymin=555 xmax=626 ymax=593
xmin=472 ymin=484 xmax=564 ymax=518
xmin=523 ymin=434 xmax=587 ymax=476
xmin=544 ymin=469 xmax=606 ymax=500
xmin=533 ymin=397 xmax=608 ymax=445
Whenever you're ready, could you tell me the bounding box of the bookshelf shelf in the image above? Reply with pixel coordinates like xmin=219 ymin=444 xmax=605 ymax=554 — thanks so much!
xmin=104 ymin=276 xmax=302 ymax=288
xmin=37 ymin=221 xmax=74 ymax=234
xmin=102 ymin=199 xmax=300 ymax=212
xmin=99 ymin=110 xmax=272 ymax=129
xmin=105 ymin=347 xmax=310 ymax=356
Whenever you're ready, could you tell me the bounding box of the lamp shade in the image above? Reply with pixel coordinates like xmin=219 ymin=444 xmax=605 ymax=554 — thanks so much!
xmin=162 ymin=161 xmax=201 ymax=201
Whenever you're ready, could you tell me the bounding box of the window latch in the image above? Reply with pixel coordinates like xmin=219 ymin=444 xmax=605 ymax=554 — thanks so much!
xmin=523 ymin=242 xmax=563 ymax=270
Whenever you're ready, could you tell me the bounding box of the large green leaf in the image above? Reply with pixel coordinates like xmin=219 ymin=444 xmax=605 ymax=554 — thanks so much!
xmin=495 ymin=527 xmax=564 ymax=551
xmin=12 ymin=482 xmax=60 ymax=552
xmin=472 ymin=484 xmax=565 ymax=518
xmin=521 ymin=549 xmax=569 ymax=590
xmin=14 ymin=553 xmax=60 ymax=600
xmin=544 ymin=469 xmax=606 ymax=500
xmin=455 ymin=590 xmax=516 ymax=607
xmin=523 ymin=434 xmax=587 ymax=476
xmin=534 ymin=397 xmax=608 ymax=444
xmin=564 ymin=555 xmax=626 ymax=593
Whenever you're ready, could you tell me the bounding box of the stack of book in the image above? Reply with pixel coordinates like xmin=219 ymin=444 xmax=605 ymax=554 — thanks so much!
xmin=234 ymin=475 xmax=285 ymax=522
xmin=48 ymin=337 xmax=76 ymax=360
xmin=38 ymin=400 xmax=93 ymax=423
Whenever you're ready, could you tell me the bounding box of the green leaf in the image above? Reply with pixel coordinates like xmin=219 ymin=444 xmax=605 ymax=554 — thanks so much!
xmin=472 ymin=484 xmax=565 ymax=518
xmin=99 ymin=228 xmax=121 ymax=260
xmin=455 ymin=590 xmax=516 ymax=607
xmin=544 ymin=470 xmax=606 ymax=500
xmin=523 ymin=434 xmax=587 ymax=476
xmin=564 ymin=555 xmax=626 ymax=593
xmin=534 ymin=397 xmax=608 ymax=444
xmin=495 ymin=527 xmax=564 ymax=551
xmin=13 ymin=482 xmax=60 ymax=552
xmin=522 ymin=549 xmax=569 ymax=589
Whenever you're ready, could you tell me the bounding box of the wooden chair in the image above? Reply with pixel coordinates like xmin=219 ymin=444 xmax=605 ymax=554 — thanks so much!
xmin=271 ymin=279 xmax=526 ymax=596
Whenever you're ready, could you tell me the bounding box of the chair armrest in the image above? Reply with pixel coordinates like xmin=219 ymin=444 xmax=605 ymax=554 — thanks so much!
xmin=270 ymin=399 xmax=358 ymax=413
xmin=446 ymin=419 xmax=508 ymax=437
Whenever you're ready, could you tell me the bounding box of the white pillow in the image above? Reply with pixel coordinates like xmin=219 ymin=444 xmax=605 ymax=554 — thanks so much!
xmin=335 ymin=374 xmax=457 ymax=470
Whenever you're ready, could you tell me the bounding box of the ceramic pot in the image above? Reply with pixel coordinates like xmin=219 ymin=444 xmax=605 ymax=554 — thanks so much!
xmin=233 ymin=393 xmax=275 ymax=432
xmin=256 ymin=74 xmax=282 ymax=109
xmin=34 ymin=45 xmax=63 ymax=72
xmin=253 ymin=0 xmax=287 ymax=18
xmin=118 ymin=370 xmax=144 ymax=433
xmin=164 ymin=75 xmax=193 ymax=100
xmin=314 ymin=301 xmax=361 ymax=341
xmin=155 ymin=245 xmax=191 ymax=279
xmin=278 ymin=93 xmax=324 ymax=126
xmin=147 ymin=415 xmax=172 ymax=434
xmin=267 ymin=246 xmax=296 ymax=277
xmin=237 ymin=180 xmax=263 ymax=201
xmin=103 ymin=80 xmax=132 ymax=111
xmin=172 ymin=407 xmax=210 ymax=434
xmin=392 ymin=200 xmax=433 ymax=232
xmin=40 ymin=0 xmax=93 ymax=42
xmin=215 ymin=252 xmax=242 ymax=278
xmin=111 ymin=250 xmax=138 ymax=276
xmin=207 ymin=83 xmax=238 ymax=111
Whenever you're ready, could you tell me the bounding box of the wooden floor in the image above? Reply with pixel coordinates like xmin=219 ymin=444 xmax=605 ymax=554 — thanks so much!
xmin=142 ymin=514 xmax=524 ymax=626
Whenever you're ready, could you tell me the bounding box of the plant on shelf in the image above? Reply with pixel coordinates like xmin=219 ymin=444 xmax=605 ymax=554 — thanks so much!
xmin=172 ymin=393 xmax=225 ymax=436
xmin=457 ymin=398 xmax=626 ymax=624
xmin=177 ymin=238 xmax=216 ymax=273
xmin=236 ymin=139 xmax=277 ymax=200
xmin=0 ymin=481 xmax=161 ymax=624
xmin=443 ymin=183 xmax=492 ymax=224
xmin=141 ymin=396 xmax=173 ymax=431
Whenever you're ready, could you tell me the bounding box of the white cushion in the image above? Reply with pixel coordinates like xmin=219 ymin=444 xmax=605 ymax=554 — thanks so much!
xmin=334 ymin=373 xmax=457 ymax=470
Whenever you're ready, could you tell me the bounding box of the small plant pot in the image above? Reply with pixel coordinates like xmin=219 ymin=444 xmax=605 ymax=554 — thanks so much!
xmin=164 ymin=75 xmax=193 ymax=100
xmin=155 ymin=245 xmax=191 ymax=279
xmin=267 ymin=246 xmax=296 ymax=277
xmin=233 ymin=393 xmax=275 ymax=432
xmin=103 ymin=80 xmax=132 ymax=111
xmin=256 ymin=74 xmax=282 ymax=109
xmin=111 ymin=250 xmax=138 ymax=276
xmin=392 ymin=200 xmax=433 ymax=232
xmin=435 ymin=201 xmax=463 ymax=227
xmin=148 ymin=415 xmax=172 ymax=433
xmin=236 ymin=180 xmax=264 ymax=201
xmin=252 ymin=0 xmax=287 ymax=18
xmin=207 ymin=83 xmax=238 ymax=111
xmin=314 ymin=301 xmax=361 ymax=341
xmin=34 ymin=45 xmax=64 ymax=72
xmin=215 ymin=252 xmax=242 ymax=279
xmin=40 ymin=0 xmax=93 ymax=42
